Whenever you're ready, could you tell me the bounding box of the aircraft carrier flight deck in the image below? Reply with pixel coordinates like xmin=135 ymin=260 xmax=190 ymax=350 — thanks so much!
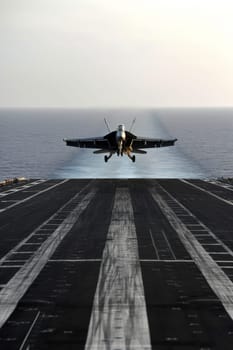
xmin=0 ymin=178 xmax=233 ymax=349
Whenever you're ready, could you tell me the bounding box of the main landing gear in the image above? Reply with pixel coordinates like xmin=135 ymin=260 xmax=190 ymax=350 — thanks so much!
xmin=104 ymin=153 xmax=136 ymax=162
xmin=104 ymin=154 xmax=113 ymax=162
xmin=128 ymin=154 xmax=136 ymax=162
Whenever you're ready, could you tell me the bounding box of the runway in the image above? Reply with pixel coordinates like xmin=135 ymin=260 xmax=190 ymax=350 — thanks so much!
xmin=0 ymin=179 xmax=233 ymax=349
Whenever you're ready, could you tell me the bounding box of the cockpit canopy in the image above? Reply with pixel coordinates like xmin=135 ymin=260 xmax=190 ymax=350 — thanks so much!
xmin=118 ymin=124 xmax=125 ymax=132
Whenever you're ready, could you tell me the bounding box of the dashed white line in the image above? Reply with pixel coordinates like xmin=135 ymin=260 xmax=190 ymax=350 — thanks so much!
xmin=221 ymin=266 xmax=233 ymax=269
xmin=85 ymin=188 xmax=151 ymax=350
xmin=209 ymin=252 xmax=230 ymax=255
xmin=202 ymin=243 xmax=222 ymax=246
xmin=194 ymin=234 xmax=210 ymax=236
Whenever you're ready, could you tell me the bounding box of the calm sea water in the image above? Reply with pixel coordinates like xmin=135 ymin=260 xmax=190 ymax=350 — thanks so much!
xmin=0 ymin=108 xmax=233 ymax=179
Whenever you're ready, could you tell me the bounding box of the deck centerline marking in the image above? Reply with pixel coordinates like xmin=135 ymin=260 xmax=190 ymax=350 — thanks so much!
xmin=0 ymin=180 xmax=69 ymax=213
xmin=151 ymin=184 xmax=233 ymax=320
xmin=85 ymin=188 xmax=152 ymax=350
xmin=0 ymin=185 xmax=96 ymax=328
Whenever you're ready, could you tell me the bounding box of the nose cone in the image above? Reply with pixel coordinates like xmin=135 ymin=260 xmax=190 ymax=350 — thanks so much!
xmin=118 ymin=124 xmax=125 ymax=132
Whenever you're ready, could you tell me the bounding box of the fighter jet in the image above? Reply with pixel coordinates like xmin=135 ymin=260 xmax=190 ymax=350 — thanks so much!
xmin=63 ymin=120 xmax=177 ymax=162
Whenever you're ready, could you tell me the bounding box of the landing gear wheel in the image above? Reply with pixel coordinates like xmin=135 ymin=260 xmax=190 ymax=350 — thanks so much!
xmin=104 ymin=155 xmax=108 ymax=163
xmin=132 ymin=155 xmax=136 ymax=162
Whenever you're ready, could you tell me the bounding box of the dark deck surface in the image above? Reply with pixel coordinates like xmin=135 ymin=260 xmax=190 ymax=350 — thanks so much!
xmin=0 ymin=179 xmax=233 ymax=349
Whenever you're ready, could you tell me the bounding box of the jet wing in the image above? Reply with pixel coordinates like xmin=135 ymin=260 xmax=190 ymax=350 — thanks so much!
xmin=63 ymin=137 xmax=109 ymax=149
xmin=132 ymin=137 xmax=177 ymax=149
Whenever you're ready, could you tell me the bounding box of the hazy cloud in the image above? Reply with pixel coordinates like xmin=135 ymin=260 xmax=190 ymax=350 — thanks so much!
xmin=0 ymin=0 xmax=233 ymax=107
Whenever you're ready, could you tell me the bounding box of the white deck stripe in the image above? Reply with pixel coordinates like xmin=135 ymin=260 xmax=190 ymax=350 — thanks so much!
xmin=48 ymin=259 xmax=193 ymax=263
xmin=0 ymin=189 xmax=96 ymax=328
xmin=0 ymin=180 xmax=46 ymax=198
xmin=0 ymin=180 xmax=69 ymax=213
xmin=158 ymin=184 xmax=233 ymax=258
xmin=85 ymin=188 xmax=151 ymax=350
xmin=149 ymin=229 xmax=160 ymax=259
xmin=207 ymin=180 xmax=233 ymax=193
xmin=161 ymin=229 xmax=176 ymax=259
xmin=140 ymin=259 xmax=193 ymax=262
xmin=151 ymin=186 xmax=233 ymax=320
xmin=49 ymin=259 xmax=102 ymax=262
xmin=180 ymin=179 xmax=233 ymax=206
xmin=19 ymin=311 xmax=41 ymax=350
xmin=0 ymin=181 xmax=92 ymax=266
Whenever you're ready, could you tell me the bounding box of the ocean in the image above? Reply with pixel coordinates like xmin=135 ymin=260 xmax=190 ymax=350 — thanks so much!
xmin=0 ymin=108 xmax=233 ymax=179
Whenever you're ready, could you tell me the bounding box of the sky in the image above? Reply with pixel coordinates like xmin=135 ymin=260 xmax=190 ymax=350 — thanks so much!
xmin=0 ymin=0 xmax=233 ymax=108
